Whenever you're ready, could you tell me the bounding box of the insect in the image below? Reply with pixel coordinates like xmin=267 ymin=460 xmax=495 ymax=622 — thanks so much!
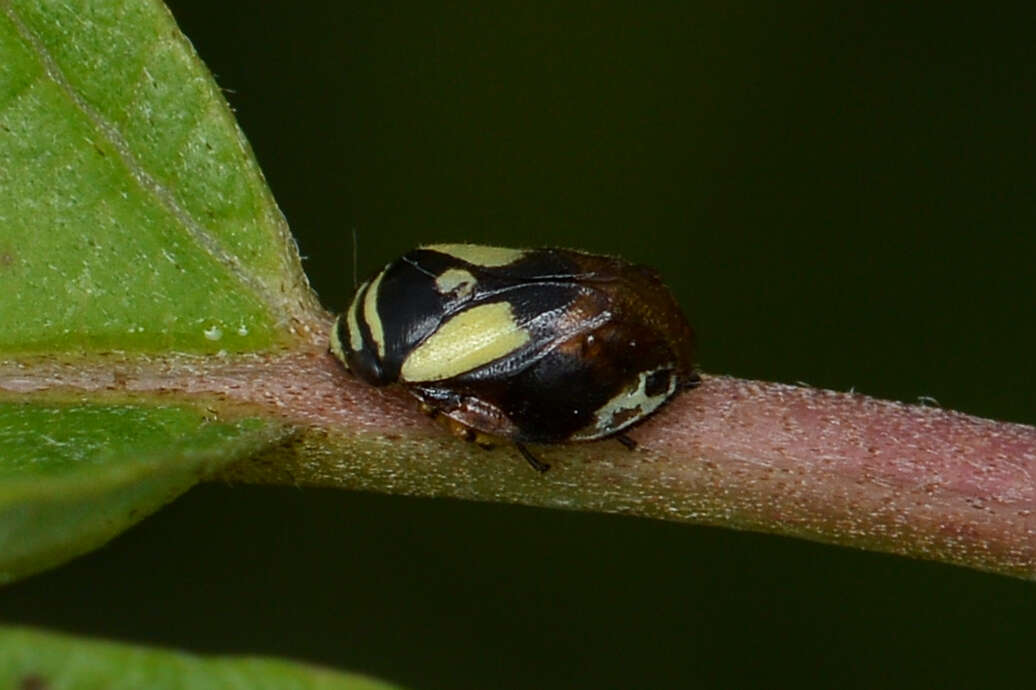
xmin=330 ymin=243 xmax=699 ymax=471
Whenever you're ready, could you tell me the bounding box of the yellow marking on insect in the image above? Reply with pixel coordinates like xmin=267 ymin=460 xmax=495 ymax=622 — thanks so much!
xmin=572 ymin=365 xmax=677 ymax=440
xmin=330 ymin=315 xmax=348 ymax=366
xmin=435 ymin=268 xmax=477 ymax=297
xmin=424 ymin=244 xmax=527 ymax=267
xmin=400 ymin=302 xmax=530 ymax=382
xmin=346 ymin=280 xmax=368 ymax=353
xmin=363 ymin=272 xmax=386 ymax=358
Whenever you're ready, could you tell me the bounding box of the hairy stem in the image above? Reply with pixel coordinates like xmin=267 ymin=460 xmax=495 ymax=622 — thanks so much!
xmin=2 ymin=335 xmax=1033 ymax=580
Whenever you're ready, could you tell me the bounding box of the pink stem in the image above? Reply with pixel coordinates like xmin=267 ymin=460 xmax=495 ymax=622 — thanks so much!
xmin=2 ymin=348 xmax=1033 ymax=578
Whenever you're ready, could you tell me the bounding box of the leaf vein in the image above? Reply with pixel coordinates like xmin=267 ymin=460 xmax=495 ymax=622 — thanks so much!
xmin=1 ymin=3 xmax=296 ymax=329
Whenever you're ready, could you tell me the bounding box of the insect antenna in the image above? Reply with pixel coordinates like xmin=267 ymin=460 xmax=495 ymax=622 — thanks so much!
xmin=351 ymin=226 xmax=359 ymax=291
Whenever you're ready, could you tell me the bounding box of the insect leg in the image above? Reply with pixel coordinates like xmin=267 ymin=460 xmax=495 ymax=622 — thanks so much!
xmin=615 ymin=434 xmax=637 ymax=450
xmin=515 ymin=443 xmax=550 ymax=473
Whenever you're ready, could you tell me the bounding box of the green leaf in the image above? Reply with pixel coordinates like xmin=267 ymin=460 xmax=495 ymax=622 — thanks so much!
xmin=0 ymin=0 xmax=317 ymax=581
xmin=0 ymin=626 xmax=401 ymax=689
xmin=0 ymin=0 xmax=317 ymax=354
xmin=0 ymin=400 xmax=283 ymax=583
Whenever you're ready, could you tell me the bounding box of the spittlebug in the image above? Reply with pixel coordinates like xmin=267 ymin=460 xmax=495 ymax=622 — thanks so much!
xmin=330 ymin=243 xmax=699 ymax=471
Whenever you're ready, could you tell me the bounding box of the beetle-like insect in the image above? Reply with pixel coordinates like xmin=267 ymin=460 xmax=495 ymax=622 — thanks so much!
xmin=330 ymin=244 xmax=699 ymax=471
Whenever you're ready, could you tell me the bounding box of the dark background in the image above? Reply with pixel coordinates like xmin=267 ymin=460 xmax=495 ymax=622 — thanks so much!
xmin=3 ymin=1 xmax=1035 ymax=688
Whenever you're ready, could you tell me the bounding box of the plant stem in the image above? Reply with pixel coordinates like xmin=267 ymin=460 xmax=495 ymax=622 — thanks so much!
xmin=3 ymin=343 xmax=1033 ymax=579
